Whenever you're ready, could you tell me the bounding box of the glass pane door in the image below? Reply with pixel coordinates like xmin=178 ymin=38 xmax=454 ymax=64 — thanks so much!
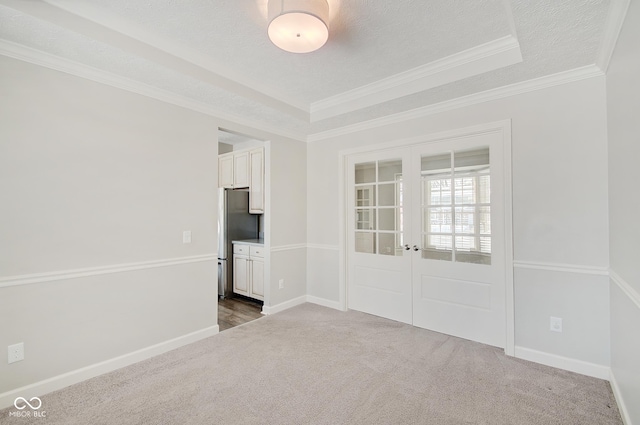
xmin=354 ymin=159 xmax=404 ymax=256
xmin=420 ymin=147 xmax=491 ymax=264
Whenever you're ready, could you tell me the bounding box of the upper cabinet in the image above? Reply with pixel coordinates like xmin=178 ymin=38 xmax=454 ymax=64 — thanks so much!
xmin=219 ymin=150 xmax=249 ymax=189
xmin=249 ymin=148 xmax=264 ymax=214
xmin=218 ymin=153 xmax=234 ymax=188
xmin=233 ymin=151 xmax=250 ymax=188
xmin=218 ymin=147 xmax=264 ymax=214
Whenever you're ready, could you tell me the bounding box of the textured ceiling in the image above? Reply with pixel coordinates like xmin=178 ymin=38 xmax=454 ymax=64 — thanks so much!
xmin=83 ymin=0 xmax=513 ymax=102
xmin=0 ymin=0 xmax=612 ymax=140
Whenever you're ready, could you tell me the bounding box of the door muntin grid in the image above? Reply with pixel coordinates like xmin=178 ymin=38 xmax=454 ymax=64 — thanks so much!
xmin=354 ymin=159 xmax=404 ymax=256
xmin=421 ymin=148 xmax=491 ymax=265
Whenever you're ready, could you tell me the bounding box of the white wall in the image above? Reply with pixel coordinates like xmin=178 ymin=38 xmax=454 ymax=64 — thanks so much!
xmin=0 ymin=55 xmax=219 ymax=398
xmin=268 ymin=139 xmax=307 ymax=307
xmin=307 ymin=76 xmax=611 ymax=372
xmin=606 ymin=0 xmax=640 ymax=422
xmin=0 ymin=53 xmax=310 ymax=403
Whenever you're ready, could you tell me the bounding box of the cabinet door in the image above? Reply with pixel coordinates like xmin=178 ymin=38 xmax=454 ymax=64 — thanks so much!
xmin=233 ymin=255 xmax=249 ymax=296
xmin=219 ymin=154 xmax=234 ymax=188
xmin=233 ymin=151 xmax=250 ymax=189
xmin=250 ymin=259 xmax=264 ymax=300
xmin=249 ymin=147 xmax=264 ymax=213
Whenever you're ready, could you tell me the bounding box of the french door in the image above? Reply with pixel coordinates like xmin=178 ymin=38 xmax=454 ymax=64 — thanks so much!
xmin=348 ymin=149 xmax=413 ymax=324
xmin=347 ymin=130 xmax=507 ymax=348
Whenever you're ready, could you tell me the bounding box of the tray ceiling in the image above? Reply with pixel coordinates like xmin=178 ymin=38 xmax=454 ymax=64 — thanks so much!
xmin=0 ymin=0 xmax=615 ymax=140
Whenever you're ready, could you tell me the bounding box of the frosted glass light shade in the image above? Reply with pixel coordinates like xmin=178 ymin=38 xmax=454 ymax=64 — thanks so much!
xmin=268 ymin=0 xmax=329 ymax=53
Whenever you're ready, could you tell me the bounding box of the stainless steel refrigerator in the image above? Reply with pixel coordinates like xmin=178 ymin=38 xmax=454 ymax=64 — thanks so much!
xmin=218 ymin=188 xmax=259 ymax=299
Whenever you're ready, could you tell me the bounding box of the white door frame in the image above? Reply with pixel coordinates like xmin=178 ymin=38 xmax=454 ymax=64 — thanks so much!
xmin=338 ymin=120 xmax=514 ymax=355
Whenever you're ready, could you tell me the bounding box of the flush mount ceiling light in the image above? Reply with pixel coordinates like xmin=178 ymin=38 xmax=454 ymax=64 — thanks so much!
xmin=267 ymin=0 xmax=329 ymax=53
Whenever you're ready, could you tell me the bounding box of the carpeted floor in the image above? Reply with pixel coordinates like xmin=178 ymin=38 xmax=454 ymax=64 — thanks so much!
xmin=1 ymin=304 xmax=622 ymax=424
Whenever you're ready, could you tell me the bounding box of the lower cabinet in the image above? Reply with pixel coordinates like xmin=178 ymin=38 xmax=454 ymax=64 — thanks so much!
xmin=233 ymin=244 xmax=264 ymax=301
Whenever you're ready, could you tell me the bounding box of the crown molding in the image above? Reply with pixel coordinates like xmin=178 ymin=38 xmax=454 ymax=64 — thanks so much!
xmin=310 ymin=35 xmax=523 ymax=122
xmin=307 ymin=64 xmax=604 ymax=143
xmin=595 ymin=0 xmax=631 ymax=73
xmin=0 ymin=39 xmax=307 ymax=142
xmin=1 ymin=0 xmax=309 ymax=121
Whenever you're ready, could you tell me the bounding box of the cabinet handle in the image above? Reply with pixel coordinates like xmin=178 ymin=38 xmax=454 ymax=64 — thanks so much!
xmin=412 ymin=245 xmax=420 ymax=251
xmin=404 ymin=244 xmax=410 ymax=251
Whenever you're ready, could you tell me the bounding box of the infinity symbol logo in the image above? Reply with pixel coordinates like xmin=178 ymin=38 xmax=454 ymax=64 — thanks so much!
xmin=14 ymin=397 xmax=42 ymax=410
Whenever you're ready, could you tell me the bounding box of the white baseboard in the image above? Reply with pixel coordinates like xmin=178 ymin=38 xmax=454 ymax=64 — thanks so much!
xmin=306 ymin=295 xmax=344 ymax=311
xmin=514 ymin=346 xmax=610 ymax=380
xmin=261 ymin=295 xmax=307 ymax=315
xmin=0 ymin=325 xmax=219 ymax=410
xmin=609 ymin=369 xmax=633 ymax=425
xmin=261 ymin=295 xmax=344 ymax=315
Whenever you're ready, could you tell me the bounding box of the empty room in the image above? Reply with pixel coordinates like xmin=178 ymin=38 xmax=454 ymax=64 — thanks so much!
xmin=1 ymin=0 xmax=639 ymax=424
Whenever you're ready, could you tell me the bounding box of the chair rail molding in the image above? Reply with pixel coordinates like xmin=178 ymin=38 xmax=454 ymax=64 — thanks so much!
xmin=0 ymin=254 xmax=217 ymax=288
xmin=513 ymin=260 xmax=610 ymax=276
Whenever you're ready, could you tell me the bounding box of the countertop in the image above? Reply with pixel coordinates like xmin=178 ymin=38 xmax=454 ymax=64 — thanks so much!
xmin=232 ymin=239 xmax=264 ymax=246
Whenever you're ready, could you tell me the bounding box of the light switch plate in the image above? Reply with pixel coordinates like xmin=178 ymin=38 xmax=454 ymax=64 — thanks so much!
xmin=550 ymin=316 xmax=562 ymax=333
xmin=183 ymin=231 xmax=192 ymax=244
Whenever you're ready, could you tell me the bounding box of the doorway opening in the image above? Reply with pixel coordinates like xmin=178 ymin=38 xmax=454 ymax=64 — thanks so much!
xmin=218 ymin=129 xmax=268 ymax=331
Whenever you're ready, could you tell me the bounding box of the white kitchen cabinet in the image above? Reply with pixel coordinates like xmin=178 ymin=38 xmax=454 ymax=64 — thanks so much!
xmin=218 ymin=148 xmax=264 ymax=213
xmin=218 ymin=153 xmax=234 ymax=188
xmin=249 ymin=147 xmax=264 ymax=213
xmin=233 ymin=243 xmax=264 ymax=301
xmin=217 ymin=150 xmax=249 ymax=189
xmin=233 ymin=150 xmax=250 ymax=189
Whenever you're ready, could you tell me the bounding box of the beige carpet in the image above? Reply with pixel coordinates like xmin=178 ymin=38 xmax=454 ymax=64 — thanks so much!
xmin=1 ymin=304 xmax=622 ymax=424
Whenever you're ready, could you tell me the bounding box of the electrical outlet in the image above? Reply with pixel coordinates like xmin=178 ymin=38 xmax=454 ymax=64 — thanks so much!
xmin=550 ymin=316 xmax=563 ymax=333
xmin=278 ymin=279 xmax=284 ymax=289
xmin=182 ymin=231 xmax=192 ymax=244
xmin=8 ymin=342 xmax=24 ymax=364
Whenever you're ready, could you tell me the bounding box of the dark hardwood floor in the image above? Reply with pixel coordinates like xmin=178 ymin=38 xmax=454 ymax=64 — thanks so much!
xmin=218 ymin=296 xmax=264 ymax=331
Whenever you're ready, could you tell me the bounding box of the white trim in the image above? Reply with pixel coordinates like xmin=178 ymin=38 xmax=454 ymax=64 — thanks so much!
xmin=514 ymin=346 xmax=610 ymax=380
xmin=503 ymin=121 xmax=515 ymax=356
xmin=0 ymin=254 xmax=217 ymax=289
xmin=262 ymin=296 xmax=345 ymax=315
xmin=0 ymin=39 xmax=307 ymax=142
xmin=306 ymin=295 xmax=344 ymax=311
xmin=270 ymin=243 xmax=307 ymax=252
xmin=338 ymin=151 xmax=348 ymax=312
xmin=310 ymin=36 xmax=522 ymax=122
xmin=307 ymin=244 xmax=340 ymax=251
xmin=307 ymin=65 xmax=604 ymax=143
xmin=340 ymin=120 xmax=512 ymax=157
xmin=501 ymin=0 xmax=519 ymax=39
xmin=609 ymin=369 xmax=633 ymax=425
xmin=263 ymin=141 xmax=273 ymax=315
xmin=261 ymin=295 xmax=307 ymax=315
xmin=596 ymin=0 xmax=632 ymax=73
xmin=0 ymin=325 xmax=219 ymax=410
xmin=610 ymin=269 xmax=640 ymax=310
xmin=513 ymin=261 xmax=610 ymax=276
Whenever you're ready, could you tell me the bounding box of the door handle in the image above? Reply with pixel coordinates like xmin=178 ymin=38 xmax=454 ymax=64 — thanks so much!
xmin=404 ymin=244 xmax=410 ymax=251
xmin=412 ymin=245 xmax=420 ymax=251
